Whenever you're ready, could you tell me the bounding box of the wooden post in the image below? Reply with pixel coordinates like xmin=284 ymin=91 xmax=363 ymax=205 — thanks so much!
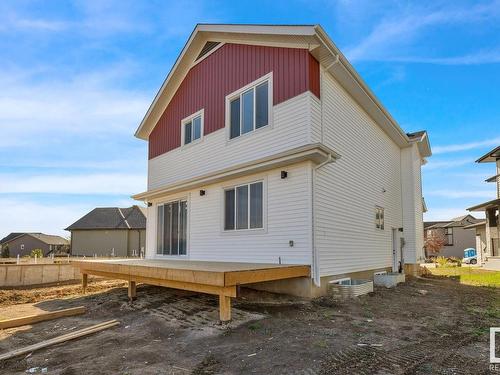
xmin=82 ymin=273 xmax=88 ymax=294
xmin=128 ymin=281 xmax=137 ymax=301
xmin=219 ymin=294 xmax=232 ymax=322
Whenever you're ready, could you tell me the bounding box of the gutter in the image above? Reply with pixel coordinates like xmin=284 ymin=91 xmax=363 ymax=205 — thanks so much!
xmin=311 ymin=153 xmax=339 ymax=286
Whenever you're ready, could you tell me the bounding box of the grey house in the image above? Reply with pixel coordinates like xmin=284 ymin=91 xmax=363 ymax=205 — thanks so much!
xmin=424 ymin=215 xmax=481 ymax=258
xmin=66 ymin=206 xmax=146 ymax=257
xmin=0 ymin=233 xmax=69 ymax=257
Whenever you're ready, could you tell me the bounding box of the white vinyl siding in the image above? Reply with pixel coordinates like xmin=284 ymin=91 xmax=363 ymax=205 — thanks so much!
xmin=148 ymin=92 xmax=316 ymax=190
xmin=145 ymin=163 xmax=313 ymax=265
xmin=314 ymin=69 xmax=403 ymax=277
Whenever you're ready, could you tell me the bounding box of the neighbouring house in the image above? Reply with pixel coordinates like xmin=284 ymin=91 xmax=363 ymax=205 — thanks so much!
xmin=66 ymin=206 xmax=146 ymax=257
xmin=131 ymin=24 xmax=432 ymax=297
xmin=424 ymin=215 xmax=481 ymax=259
xmin=468 ymin=146 xmax=500 ymax=266
xmin=0 ymin=233 xmax=69 ymax=257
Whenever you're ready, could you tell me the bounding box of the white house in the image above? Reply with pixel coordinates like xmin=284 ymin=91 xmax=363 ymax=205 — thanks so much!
xmin=132 ymin=24 xmax=432 ymax=297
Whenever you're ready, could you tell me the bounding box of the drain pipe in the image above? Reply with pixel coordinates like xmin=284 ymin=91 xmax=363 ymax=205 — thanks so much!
xmin=311 ymin=153 xmax=338 ymax=286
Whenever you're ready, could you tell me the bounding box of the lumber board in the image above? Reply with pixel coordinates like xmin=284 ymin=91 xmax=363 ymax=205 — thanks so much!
xmin=0 ymin=320 xmax=119 ymax=361
xmin=0 ymin=306 xmax=86 ymax=330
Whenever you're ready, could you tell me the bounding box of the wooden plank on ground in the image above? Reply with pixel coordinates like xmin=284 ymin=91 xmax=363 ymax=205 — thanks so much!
xmin=0 ymin=306 xmax=86 ymax=330
xmin=0 ymin=320 xmax=119 ymax=361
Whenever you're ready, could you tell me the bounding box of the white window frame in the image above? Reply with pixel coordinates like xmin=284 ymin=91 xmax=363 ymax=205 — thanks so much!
xmin=375 ymin=206 xmax=385 ymax=230
xmin=20 ymin=244 xmax=24 ymax=250
xmin=155 ymin=196 xmax=190 ymax=258
xmin=181 ymin=109 xmax=204 ymax=147
xmin=329 ymin=277 xmax=351 ymax=285
xmin=225 ymin=72 xmax=273 ymax=141
xmin=221 ymin=179 xmax=267 ymax=234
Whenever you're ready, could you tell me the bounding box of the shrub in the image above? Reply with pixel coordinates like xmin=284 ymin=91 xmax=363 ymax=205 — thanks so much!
xmin=448 ymin=257 xmax=462 ymax=267
xmin=30 ymin=248 xmax=43 ymax=258
xmin=435 ymin=256 xmax=448 ymax=268
xmin=1 ymin=245 xmax=9 ymax=258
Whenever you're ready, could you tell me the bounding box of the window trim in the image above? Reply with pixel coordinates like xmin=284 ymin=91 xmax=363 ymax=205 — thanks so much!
xmin=155 ymin=196 xmax=190 ymax=258
xmin=181 ymin=109 xmax=205 ymax=147
xmin=329 ymin=277 xmax=351 ymax=285
xmin=221 ymin=178 xmax=267 ymax=234
xmin=225 ymin=73 xmax=273 ymax=141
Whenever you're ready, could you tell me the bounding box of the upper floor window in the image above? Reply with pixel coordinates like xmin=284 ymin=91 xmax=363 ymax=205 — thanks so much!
xmin=445 ymin=227 xmax=453 ymax=246
xmin=227 ymin=74 xmax=272 ymax=140
xmin=224 ymin=181 xmax=264 ymax=231
xmin=182 ymin=110 xmax=204 ymax=146
xmin=375 ymin=206 xmax=385 ymax=230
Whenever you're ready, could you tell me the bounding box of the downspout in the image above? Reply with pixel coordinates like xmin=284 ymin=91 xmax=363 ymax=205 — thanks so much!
xmin=311 ymin=153 xmax=337 ymax=286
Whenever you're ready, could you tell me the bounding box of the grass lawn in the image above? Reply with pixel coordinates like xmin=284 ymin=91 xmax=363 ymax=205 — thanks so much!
xmin=428 ymin=266 xmax=500 ymax=287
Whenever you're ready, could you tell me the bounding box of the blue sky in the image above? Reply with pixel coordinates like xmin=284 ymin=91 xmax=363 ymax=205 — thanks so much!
xmin=1 ymin=0 xmax=499 ymax=238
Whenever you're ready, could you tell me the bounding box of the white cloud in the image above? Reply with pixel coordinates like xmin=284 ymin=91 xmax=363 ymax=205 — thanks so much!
xmin=427 ymin=189 xmax=496 ymax=199
xmin=433 ymin=137 xmax=500 ymax=154
xmin=0 ymin=173 xmax=146 ymax=195
xmin=346 ymin=1 xmax=500 ymax=63
xmin=423 ymin=158 xmax=473 ymax=170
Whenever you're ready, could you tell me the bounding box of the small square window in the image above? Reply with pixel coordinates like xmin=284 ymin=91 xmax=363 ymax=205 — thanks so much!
xmin=182 ymin=111 xmax=203 ymax=146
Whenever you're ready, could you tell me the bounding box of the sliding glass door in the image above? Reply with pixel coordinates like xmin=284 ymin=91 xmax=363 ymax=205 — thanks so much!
xmin=157 ymin=200 xmax=187 ymax=255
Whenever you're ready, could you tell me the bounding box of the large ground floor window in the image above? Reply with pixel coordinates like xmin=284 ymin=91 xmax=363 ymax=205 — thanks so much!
xmin=157 ymin=200 xmax=187 ymax=255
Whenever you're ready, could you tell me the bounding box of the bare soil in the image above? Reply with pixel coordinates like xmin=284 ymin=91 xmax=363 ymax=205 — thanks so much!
xmin=0 ymin=275 xmax=499 ymax=375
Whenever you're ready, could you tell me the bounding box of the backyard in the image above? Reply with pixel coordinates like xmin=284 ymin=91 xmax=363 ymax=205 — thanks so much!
xmin=0 ymin=272 xmax=499 ymax=374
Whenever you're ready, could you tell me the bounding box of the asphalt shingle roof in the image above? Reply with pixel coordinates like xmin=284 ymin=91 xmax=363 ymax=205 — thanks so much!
xmin=65 ymin=205 xmax=146 ymax=231
xmin=0 ymin=233 xmax=68 ymax=245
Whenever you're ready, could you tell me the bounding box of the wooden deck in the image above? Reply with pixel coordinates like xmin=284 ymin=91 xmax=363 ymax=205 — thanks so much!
xmin=71 ymin=259 xmax=310 ymax=321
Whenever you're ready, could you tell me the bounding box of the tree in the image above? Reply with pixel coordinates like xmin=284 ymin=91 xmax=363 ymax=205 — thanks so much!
xmin=1 ymin=244 xmax=9 ymax=258
xmin=425 ymin=230 xmax=446 ymax=257
xmin=30 ymin=248 xmax=43 ymax=258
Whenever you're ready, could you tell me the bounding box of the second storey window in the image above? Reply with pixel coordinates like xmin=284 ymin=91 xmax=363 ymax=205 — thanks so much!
xmin=445 ymin=227 xmax=453 ymax=246
xmin=228 ymin=76 xmax=271 ymax=139
xmin=182 ymin=110 xmax=203 ymax=146
xmin=224 ymin=181 xmax=263 ymax=230
xmin=375 ymin=206 xmax=385 ymax=230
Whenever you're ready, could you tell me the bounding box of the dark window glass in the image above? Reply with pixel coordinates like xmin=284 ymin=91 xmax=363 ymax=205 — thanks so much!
xmin=193 ymin=116 xmax=201 ymax=140
xmin=225 ymin=189 xmax=235 ymax=230
xmin=179 ymin=201 xmax=187 ymax=255
xmin=171 ymin=202 xmax=179 ymax=255
xmin=236 ymin=185 xmax=249 ymax=229
xmin=242 ymin=89 xmax=254 ymax=134
xmin=230 ymin=98 xmax=240 ymax=139
xmin=250 ymin=182 xmax=263 ymax=228
xmin=184 ymin=121 xmax=192 ymax=144
xmin=157 ymin=205 xmax=164 ymax=254
xmin=255 ymin=82 xmax=268 ymax=129
xmin=163 ymin=204 xmax=171 ymax=255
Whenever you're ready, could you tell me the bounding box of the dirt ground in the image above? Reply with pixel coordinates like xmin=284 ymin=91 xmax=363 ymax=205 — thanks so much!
xmin=0 ymin=275 xmax=499 ymax=375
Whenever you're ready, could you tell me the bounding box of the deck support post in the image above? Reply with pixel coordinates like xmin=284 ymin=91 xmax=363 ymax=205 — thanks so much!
xmin=128 ymin=281 xmax=137 ymax=301
xmin=82 ymin=273 xmax=88 ymax=294
xmin=219 ymin=294 xmax=232 ymax=322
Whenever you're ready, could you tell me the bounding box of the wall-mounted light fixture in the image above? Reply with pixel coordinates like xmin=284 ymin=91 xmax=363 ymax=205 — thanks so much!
xmin=200 ymin=190 xmax=206 ymax=196
xmin=147 ymin=202 xmax=152 ymax=207
xmin=281 ymin=171 xmax=288 ymax=179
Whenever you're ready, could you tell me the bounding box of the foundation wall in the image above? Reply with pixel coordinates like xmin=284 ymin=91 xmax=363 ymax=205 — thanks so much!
xmin=0 ymin=264 xmax=80 ymax=287
xmin=247 ymin=266 xmax=393 ymax=298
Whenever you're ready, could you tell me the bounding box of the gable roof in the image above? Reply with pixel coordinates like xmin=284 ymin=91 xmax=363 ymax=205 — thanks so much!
xmin=66 ymin=205 xmax=146 ymax=231
xmin=134 ymin=24 xmax=431 ymax=157
xmin=476 ymin=146 xmax=500 ymax=163
xmin=0 ymin=233 xmax=68 ymax=246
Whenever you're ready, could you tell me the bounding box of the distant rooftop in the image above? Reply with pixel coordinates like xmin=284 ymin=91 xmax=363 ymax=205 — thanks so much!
xmin=0 ymin=233 xmax=68 ymax=246
xmin=476 ymin=145 xmax=500 ymax=163
xmin=66 ymin=205 xmax=146 ymax=231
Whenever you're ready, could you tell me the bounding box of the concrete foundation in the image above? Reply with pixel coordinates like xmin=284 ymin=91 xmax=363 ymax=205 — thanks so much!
xmin=0 ymin=264 xmax=80 ymax=287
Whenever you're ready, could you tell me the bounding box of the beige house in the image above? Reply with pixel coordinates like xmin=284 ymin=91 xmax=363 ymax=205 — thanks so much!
xmin=66 ymin=206 xmax=146 ymax=257
xmin=468 ymin=146 xmax=500 ymax=267
xmin=424 ymin=215 xmax=481 ymax=259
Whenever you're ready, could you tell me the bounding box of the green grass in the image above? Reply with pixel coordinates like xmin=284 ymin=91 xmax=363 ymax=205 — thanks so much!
xmin=429 ymin=266 xmax=500 ymax=287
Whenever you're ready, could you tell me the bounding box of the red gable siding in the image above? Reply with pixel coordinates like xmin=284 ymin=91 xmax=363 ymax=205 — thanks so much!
xmin=149 ymin=43 xmax=320 ymax=159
